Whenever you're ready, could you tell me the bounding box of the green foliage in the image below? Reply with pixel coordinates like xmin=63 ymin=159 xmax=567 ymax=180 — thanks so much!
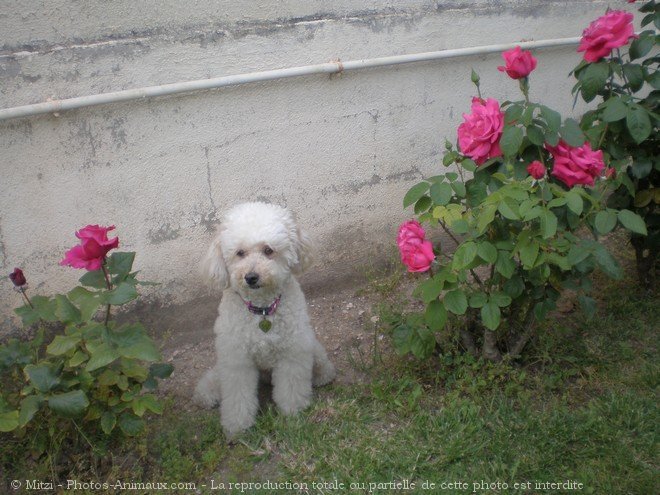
xmin=396 ymin=17 xmax=657 ymax=361
xmin=572 ymin=2 xmax=659 ymax=288
xmin=0 ymin=251 xmax=172 ymax=458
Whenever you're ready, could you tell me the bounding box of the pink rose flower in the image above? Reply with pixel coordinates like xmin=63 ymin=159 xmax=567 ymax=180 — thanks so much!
xmin=546 ymin=141 xmax=605 ymax=188
xmin=60 ymin=225 xmax=119 ymax=271
xmin=397 ymin=220 xmax=435 ymax=273
xmin=527 ymin=160 xmax=546 ymax=180
xmin=497 ymin=46 xmax=538 ymax=79
xmin=577 ymin=11 xmax=637 ymax=62
xmin=457 ymin=97 xmax=504 ymax=165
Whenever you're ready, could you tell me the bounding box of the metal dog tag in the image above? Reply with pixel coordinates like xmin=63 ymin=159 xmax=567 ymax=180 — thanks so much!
xmin=259 ymin=319 xmax=272 ymax=332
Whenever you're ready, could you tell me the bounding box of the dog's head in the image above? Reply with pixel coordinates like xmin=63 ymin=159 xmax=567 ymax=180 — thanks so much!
xmin=201 ymin=202 xmax=313 ymax=298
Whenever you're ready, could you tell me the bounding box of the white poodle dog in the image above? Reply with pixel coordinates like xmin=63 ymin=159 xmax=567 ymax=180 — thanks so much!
xmin=194 ymin=202 xmax=336 ymax=438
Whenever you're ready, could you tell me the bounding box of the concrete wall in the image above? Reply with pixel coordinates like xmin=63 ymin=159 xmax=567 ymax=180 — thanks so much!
xmin=0 ymin=0 xmax=630 ymax=329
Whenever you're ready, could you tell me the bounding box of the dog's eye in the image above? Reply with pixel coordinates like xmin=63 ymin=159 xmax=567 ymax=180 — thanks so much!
xmin=263 ymin=246 xmax=274 ymax=256
xmin=236 ymin=249 xmax=246 ymax=258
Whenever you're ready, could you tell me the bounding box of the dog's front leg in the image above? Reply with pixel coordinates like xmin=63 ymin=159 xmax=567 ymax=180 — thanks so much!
xmin=219 ymin=363 xmax=259 ymax=439
xmin=272 ymin=356 xmax=313 ymax=415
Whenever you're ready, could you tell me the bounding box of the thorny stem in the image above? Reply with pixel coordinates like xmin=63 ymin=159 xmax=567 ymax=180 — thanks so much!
xmin=19 ymin=288 xmax=33 ymax=308
xmin=598 ymin=123 xmax=609 ymax=150
xmin=615 ymin=49 xmax=633 ymax=96
xmin=101 ymin=261 xmax=112 ymax=327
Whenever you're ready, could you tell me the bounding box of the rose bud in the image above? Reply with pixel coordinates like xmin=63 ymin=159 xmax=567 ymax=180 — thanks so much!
xmin=9 ymin=268 xmax=27 ymax=287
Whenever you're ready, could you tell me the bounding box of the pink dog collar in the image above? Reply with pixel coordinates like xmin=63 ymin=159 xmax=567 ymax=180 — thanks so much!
xmin=243 ymin=295 xmax=281 ymax=316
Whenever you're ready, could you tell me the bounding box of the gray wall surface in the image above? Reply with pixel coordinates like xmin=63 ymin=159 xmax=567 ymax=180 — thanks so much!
xmin=0 ymin=0 xmax=626 ymax=329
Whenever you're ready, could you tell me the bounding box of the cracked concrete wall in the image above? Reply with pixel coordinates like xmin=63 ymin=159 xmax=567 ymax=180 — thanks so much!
xmin=0 ymin=0 xmax=629 ymax=329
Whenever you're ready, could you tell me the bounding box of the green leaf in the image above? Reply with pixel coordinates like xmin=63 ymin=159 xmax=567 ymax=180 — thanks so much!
xmin=131 ymin=394 xmax=163 ymax=417
xmin=25 ymin=364 xmax=60 ymax=392
xmin=594 ymin=210 xmax=618 ymax=235
xmin=490 ymin=291 xmax=512 ymax=308
xmin=623 ymin=63 xmax=645 ymax=92
xmin=14 ymin=305 xmax=40 ymax=326
xmin=560 ymin=119 xmax=586 ymax=147
xmin=476 ymin=204 xmax=497 ymax=234
xmin=0 ymin=410 xmax=19 ymax=432
xmin=602 ymin=97 xmax=628 ymax=122
xmin=425 ymin=300 xmax=447 ymax=330
xmin=578 ymin=295 xmax=597 ymax=320
xmin=117 ymin=337 xmax=160 ymax=362
xmin=580 ymin=62 xmax=609 ymax=102
xmin=626 ymin=105 xmax=652 ymax=144
xmin=101 ymin=411 xmax=117 ymax=435
xmin=518 ymin=239 xmax=540 ymax=269
xmin=498 ymin=197 xmax=520 ymax=220
xmin=565 ymin=190 xmax=584 ymax=216
xmin=85 ymin=343 xmax=120 ymax=372
xmin=392 ymin=324 xmax=414 ymax=355
xmin=47 ymin=390 xmax=89 ymax=418
xmin=477 ymin=241 xmax=498 ymax=264
xmin=47 ymin=334 xmax=80 ymax=356
xmin=30 ymin=296 xmax=58 ymax=322
xmin=19 ymin=396 xmax=44 ymax=426
xmin=415 ymin=277 xmax=444 ymax=304
xmin=102 ymin=282 xmax=138 ymax=305
xmin=430 ymin=182 xmax=453 ymax=206
xmin=526 ymin=125 xmax=545 ymax=146
xmin=469 ymin=292 xmax=488 ymax=308
xmin=106 ymin=252 xmax=136 ymax=279
xmin=629 ymin=33 xmax=654 ymax=60
xmin=500 ymin=125 xmax=524 ymax=157
xmin=593 ymin=244 xmax=623 ymax=280
xmin=567 ymin=244 xmax=591 ymax=266
xmin=452 ymin=241 xmax=478 ymax=270
xmin=495 ymin=251 xmax=516 ymax=278
xmin=118 ymin=413 xmax=145 ymax=436
xmin=503 ymin=276 xmax=525 ymax=299
xmin=411 ymin=327 xmax=436 ymax=359
xmin=540 ymin=105 xmax=561 ymax=133
xmin=505 ymin=104 xmax=524 ymax=124
xmin=54 ymin=295 xmax=82 ymax=324
xmin=414 ymin=196 xmax=432 ymax=214
xmin=481 ymin=301 xmax=501 ymax=331
xmin=79 ymin=270 xmax=107 ymax=289
xmin=539 ymin=209 xmax=558 ymax=239
xmin=68 ymin=287 xmax=101 ymax=321
xmin=451 ymin=181 xmax=466 ymax=198
xmin=461 ymin=159 xmax=477 ymax=172
xmin=403 ymin=182 xmax=430 ymax=208
xmin=149 ymin=363 xmax=174 ymax=380
xmin=618 ymin=209 xmax=648 ymax=235
xmin=443 ymin=290 xmax=468 ymax=315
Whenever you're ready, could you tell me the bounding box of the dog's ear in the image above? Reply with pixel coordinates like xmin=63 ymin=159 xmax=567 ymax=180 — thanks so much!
xmin=200 ymin=232 xmax=229 ymax=289
xmin=292 ymin=222 xmax=314 ymax=274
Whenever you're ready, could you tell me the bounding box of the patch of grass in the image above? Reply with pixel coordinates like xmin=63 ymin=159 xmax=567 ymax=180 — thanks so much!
xmin=2 ymin=270 xmax=657 ymax=494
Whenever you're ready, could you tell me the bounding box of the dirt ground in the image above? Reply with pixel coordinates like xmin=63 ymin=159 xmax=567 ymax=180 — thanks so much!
xmin=153 ymin=279 xmax=404 ymax=409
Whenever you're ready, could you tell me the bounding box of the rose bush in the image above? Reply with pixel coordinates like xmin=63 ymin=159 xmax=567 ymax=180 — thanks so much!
xmin=571 ymin=0 xmax=658 ymax=287
xmin=0 ymin=226 xmax=172 ymax=455
xmin=396 ymin=43 xmax=647 ymax=362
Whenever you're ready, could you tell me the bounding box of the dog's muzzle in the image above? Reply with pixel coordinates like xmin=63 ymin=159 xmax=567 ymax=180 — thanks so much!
xmin=245 ymin=272 xmax=260 ymax=288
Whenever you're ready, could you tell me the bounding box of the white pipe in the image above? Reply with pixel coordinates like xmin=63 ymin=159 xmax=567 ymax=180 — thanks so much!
xmin=0 ymin=37 xmax=580 ymax=122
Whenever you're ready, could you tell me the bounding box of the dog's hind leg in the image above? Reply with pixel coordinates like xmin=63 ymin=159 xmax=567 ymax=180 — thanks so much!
xmin=193 ymin=366 xmax=222 ymax=408
xmin=311 ymin=339 xmax=336 ymax=387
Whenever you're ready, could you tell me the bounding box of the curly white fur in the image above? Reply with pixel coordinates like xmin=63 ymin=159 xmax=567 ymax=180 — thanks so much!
xmin=194 ymin=202 xmax=335 ymax=439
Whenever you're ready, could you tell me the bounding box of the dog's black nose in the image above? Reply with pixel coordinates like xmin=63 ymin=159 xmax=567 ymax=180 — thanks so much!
xmin=245 ymin=272 xmax=260 ymax=287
